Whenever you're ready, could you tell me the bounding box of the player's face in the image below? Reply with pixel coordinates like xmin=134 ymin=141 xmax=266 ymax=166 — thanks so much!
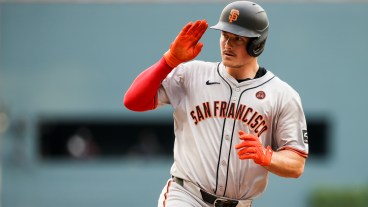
xmin=220 ymin=31 xmax=252 ymax=69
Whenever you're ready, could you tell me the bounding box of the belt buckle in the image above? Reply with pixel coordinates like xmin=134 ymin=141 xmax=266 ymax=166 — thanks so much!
xmin=214 ymin=198 xmax=237 ymax=207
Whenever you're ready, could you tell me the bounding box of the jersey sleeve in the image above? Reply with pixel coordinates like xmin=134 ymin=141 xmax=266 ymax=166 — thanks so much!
xmin=273 ymin=91 xmax=309 ymax=158
xmin=157 ymin=63 xmax=187 ymax=108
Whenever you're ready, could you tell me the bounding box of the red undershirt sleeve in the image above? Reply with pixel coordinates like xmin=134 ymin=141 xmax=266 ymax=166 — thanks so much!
xmin=123 ymin=57 xmax=173 ymax=112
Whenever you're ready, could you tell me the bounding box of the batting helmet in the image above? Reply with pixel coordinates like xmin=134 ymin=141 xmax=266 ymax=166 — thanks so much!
xmin=210 ymin=1 xmax=269 ymax=57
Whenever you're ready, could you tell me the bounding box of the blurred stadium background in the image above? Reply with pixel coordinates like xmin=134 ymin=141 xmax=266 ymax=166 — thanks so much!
xmin=0 ymin=0 xmax=368 ymax=206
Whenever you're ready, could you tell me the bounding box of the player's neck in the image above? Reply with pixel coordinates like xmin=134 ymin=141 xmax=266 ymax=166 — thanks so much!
xmin=225 ymin=61 xmax=259 ymax=80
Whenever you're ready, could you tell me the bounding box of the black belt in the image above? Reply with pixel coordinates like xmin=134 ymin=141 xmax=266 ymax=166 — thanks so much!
xmin=172 ymin=177 xmax=239 ymax=207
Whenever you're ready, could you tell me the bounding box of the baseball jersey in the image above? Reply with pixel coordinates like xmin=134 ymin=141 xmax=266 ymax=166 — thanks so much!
xmin=157 ymin=60 xmax=309 ymax=200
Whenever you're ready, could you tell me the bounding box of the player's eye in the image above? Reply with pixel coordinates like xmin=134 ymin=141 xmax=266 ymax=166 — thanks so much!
xmin=234 ymin=37 xmax=246 ymax=45
xmin=221 ymin=33 xmax=229 ymax=39
xmin=221 ymin=32 xmax=247 ymax=46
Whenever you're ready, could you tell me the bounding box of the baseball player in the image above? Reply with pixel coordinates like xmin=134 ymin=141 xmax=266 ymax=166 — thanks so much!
xmin=124 ymin=1 xmax=309 ymax=207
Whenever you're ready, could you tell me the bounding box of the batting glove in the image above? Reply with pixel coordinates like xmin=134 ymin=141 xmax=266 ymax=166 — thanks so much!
xmin=235 ymin=130 xmax=273 ymax=166
xmin=163 ymin=20 xmax=208 ymax=68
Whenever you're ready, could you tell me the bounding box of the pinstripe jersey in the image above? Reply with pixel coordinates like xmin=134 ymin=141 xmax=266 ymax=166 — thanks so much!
xmin=157 ymin=60 xmax=308 ymax=200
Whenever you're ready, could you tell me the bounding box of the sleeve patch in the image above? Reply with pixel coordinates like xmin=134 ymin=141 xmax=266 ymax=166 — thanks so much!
xmin=302 ymin=130 xmax=308 ymax=144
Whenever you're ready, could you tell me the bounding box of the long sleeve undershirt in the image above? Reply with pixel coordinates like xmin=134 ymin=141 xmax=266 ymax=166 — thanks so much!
xmin=123 ymin=57 xmax=173 ymax=112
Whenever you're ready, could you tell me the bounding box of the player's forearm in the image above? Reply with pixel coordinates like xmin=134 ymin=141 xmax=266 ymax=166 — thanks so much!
xmin=264 ymin=150 xmax=306 ymax=178
xmin=124 ymin=57 xmax=173 ymax=111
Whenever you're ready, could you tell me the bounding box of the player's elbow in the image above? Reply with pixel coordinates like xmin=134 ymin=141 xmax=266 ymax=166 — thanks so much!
xmin=123 ymin=97 xmax=141 ymax=112
xmin=277 ymin=162 xmax=305 ymax=178
xmin=123 ymin=94 xmax=153 ymax=112
xmin=123 ymin=97 xmax=134 ymax=111
xmin=290 ymin=165 xmax=305 ymax=178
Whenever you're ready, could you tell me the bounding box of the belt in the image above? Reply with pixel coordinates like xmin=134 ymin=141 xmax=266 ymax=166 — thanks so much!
xmin=172 ymin=177 xmax=252 ymax=207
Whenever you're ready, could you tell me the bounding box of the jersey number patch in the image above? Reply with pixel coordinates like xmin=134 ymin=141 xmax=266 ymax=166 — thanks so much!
xmin=302 ymin=130 xmax=308 ymax=144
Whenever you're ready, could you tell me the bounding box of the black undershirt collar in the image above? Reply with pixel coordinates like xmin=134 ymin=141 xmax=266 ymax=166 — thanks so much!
xmin=236 ymin=67 xmax=267 ymax=83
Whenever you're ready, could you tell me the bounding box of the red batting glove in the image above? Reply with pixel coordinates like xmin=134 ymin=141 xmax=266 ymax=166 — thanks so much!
xmin=235 ymin=130 xmax=273 ymax=166
xmin=163 ymin=20 xmax=208 ymax=68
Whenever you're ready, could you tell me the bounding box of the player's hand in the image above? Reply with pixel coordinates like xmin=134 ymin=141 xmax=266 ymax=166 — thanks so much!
xmin=163 ymin=19 xmax=208 ymax=68
xmin=235 ymin=130 xmax=273 ymax=166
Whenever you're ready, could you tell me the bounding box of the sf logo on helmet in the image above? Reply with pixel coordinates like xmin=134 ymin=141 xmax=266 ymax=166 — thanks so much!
xmin=229 ymin=9 xmax=240 ymax=23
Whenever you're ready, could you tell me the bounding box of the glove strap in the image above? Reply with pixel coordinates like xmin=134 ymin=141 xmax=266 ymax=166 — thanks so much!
xmin=163 ymin=50 xmax=183 ymax=68
xmin=260 ymin=146 xmax=273 ymax=166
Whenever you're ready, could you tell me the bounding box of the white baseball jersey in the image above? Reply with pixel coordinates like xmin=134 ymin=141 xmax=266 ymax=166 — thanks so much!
xmin=157 ymin=60 xmax=309 ymax=200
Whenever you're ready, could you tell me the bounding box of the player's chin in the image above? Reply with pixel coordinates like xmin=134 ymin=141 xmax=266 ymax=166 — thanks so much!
xmin=222 ymin=59 xmax=239 ymax=69
xmin=222 ymin=57 xmax=232 ymax=65
xmin=222 ymin=54 xmax=238 ymax=62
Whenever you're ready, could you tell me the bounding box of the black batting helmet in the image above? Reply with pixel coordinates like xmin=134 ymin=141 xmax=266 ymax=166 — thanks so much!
xmin=210 ymin=1 xmax=269 ymax=57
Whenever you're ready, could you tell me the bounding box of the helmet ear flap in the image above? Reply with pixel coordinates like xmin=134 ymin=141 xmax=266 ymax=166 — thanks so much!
xmin=247 ymin=38 xmax=266 ymax=57
xmin=246 ymin=28 xmax=268 ymax=57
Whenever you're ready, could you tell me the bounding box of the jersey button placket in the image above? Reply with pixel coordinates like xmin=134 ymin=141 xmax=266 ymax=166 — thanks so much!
xmin=221 ymin=160 xmax=227 ymax=166
xmin=216 ymin=85 xmax=241 ymax=196
xmin=225 ymin=135 xmax=230 ymax=141
xmin=219 ymin=185 xmax=224 ymax=191
xmin=217 ymin=129 xmax=231 ymax=195
xmin=233 ymin=87 xmax=241 ymax=102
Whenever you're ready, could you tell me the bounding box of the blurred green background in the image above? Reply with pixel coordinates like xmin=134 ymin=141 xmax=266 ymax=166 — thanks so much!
xmin=0 ymin=1 xmax=368 ymax=207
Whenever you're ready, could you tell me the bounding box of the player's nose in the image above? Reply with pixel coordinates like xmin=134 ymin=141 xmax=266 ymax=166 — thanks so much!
xmin=224 ymin=36 xmax=230 ymax=45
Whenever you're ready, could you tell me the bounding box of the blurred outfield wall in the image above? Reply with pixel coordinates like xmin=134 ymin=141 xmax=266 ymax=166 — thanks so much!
xmin=0 ymin=2 xmax=368 ymax=207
